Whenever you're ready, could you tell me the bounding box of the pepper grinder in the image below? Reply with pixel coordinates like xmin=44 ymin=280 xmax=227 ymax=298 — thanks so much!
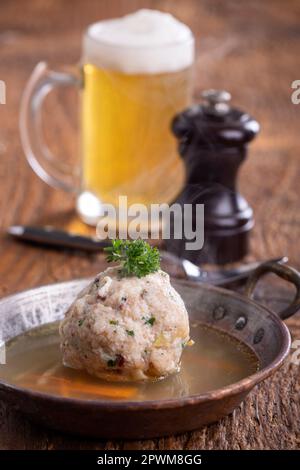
xmin=165 ymin=89 xmax=260 ymax=265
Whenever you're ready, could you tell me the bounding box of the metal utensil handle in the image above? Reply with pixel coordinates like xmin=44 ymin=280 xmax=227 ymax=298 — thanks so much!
xmin=245 ymin=261 xmax=300 ymax=319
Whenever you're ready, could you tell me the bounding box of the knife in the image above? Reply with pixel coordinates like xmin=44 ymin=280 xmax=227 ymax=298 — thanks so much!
xmin=7 ymin=225 xmax=287 ymax=286
xmin=8 ymin=225 xmax=111 ymax=252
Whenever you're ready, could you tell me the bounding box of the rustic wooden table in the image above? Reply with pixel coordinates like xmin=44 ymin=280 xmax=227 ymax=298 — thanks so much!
xmin=0 ymin=0 xmax=299 ymax=450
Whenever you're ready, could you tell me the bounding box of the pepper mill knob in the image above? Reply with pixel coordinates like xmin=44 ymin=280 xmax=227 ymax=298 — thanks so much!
xmin=201 ymin=89 xmax=231 ymax=115
xmin=167 ymin=90 xmax=260 ymax=265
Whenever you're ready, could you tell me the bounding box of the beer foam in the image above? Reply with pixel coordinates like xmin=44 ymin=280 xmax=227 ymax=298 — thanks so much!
xmin=83 ymin=9 xmax=194 ymax=74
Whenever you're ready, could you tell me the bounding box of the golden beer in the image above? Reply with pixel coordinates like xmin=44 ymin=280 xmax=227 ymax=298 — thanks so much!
xmin=20 ymin=10 xmax=195 ymax=225
xmin=82 ymin=64 xmax=193 ymax=206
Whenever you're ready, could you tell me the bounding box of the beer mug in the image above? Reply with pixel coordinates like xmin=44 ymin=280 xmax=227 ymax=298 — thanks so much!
xmin=20 ymin=10 xmax=195 ymax=225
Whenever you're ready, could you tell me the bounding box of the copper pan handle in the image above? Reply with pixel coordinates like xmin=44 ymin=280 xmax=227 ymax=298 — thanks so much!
xmin=245 ymin=261 xmax=300 ymax=320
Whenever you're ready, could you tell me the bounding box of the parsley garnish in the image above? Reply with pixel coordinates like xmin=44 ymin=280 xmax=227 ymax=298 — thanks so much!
xmin=142 ymin=316 xmax=156 ymax=326
xmin=78 ymin=318 xmax=85 ymax=327
xmin=104 ymin=239 xmax=160 ymax=278
xmin=126 ymin=330 xmax=135 ymax=337
xmin=109 ymin=320 xmax=118 ymax=326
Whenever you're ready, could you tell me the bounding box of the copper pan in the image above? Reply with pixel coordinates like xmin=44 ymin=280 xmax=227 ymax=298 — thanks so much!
xmin=0 ymin=261 xmax=299 ymax=439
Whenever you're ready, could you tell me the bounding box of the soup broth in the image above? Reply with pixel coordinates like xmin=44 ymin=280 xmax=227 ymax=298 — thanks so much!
xmin=0 ymin=321 xmax=259 ymax=401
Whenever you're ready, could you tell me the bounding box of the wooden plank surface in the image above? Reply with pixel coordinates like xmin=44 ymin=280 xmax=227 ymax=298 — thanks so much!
xmin=0 ymin=0 xmax=299 ymax=449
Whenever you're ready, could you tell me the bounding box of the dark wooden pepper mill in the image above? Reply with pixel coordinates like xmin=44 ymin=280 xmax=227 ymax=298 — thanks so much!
xmin=165 ymin=89 xmax=260 ymax=265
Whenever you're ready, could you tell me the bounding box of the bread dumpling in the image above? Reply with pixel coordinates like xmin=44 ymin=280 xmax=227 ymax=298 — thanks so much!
xmin=60 ymin=267 xmax=190 ymax=381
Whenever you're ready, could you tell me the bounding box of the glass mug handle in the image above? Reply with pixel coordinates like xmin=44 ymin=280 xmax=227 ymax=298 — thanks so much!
xmin=20 ymin=61 xmax=81 ymax=193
